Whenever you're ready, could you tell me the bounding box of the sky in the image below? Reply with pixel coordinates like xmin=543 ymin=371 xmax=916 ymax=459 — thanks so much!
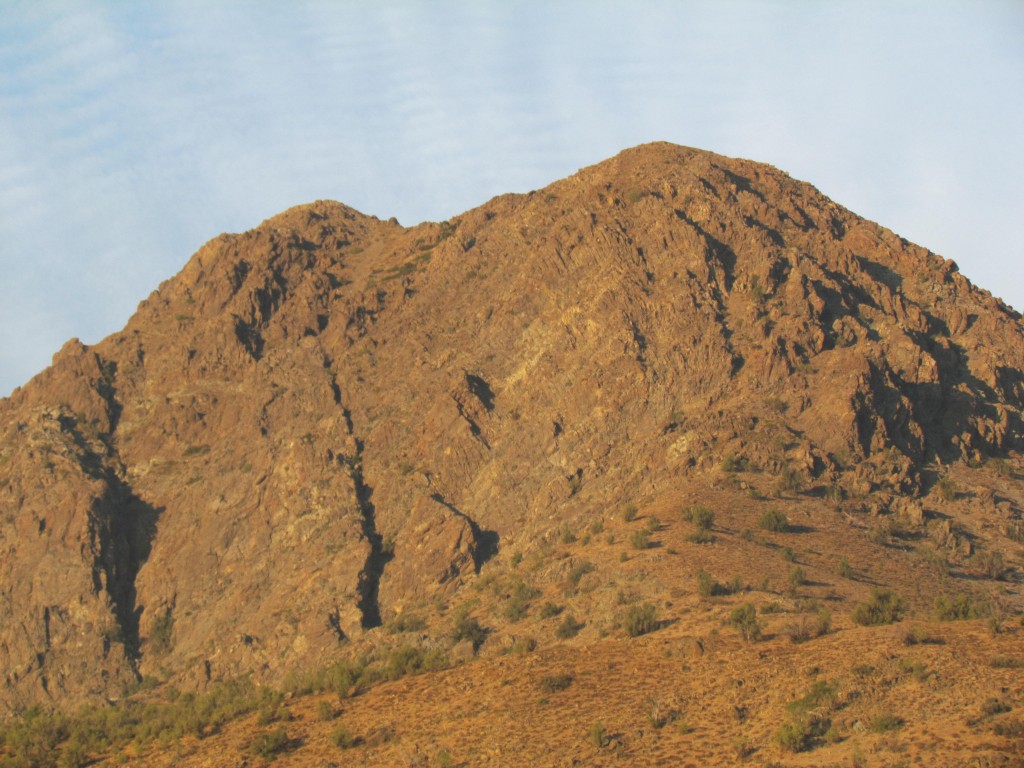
xmin=2 ymin=1 xmax=1022 ymax=396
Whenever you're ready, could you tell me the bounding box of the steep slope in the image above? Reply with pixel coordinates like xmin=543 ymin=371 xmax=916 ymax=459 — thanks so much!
xmin=0 ymin=143 xmax=1022 ymax=719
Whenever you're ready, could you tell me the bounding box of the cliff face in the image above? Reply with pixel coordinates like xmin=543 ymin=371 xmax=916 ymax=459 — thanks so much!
xmin=1 ymin=143 xmax=1022 ymax=711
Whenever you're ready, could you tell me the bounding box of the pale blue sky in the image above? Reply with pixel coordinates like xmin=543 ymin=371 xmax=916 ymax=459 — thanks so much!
xmin=2 ymin=1 xmax=1022 ymax=396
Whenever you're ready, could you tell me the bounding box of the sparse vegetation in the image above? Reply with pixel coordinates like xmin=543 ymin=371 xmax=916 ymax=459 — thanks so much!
xmin=588 ymin=721 xmax=607 ymax=748
xmin=729 ymin=603 xmax=761 ymax=641
xmin=555 ymin=615 xmax=583 ymax=639
xmin=837 ymin=556 xmax=855 ymax=579
xmin=623 ymin=505 xmax=638 ymax=523
xmin=867 ymin=712 xmax=903 ymax=733
xmin=623 ymin=603 xmax=659 ymax=637
xmin=630 ymin=529 xmax=651 ymax=550
xmin=250 ymin=726 xmax=291 ymax=758
xmin=538 ymin=674 xmax=573 ymax=693
xmin=785 ymin=608 xmax=831 ymax=643
xmin=685 ymin=505 xmax=715 ymax=542
xmin=331 ymin=724 xmax=358 ymax=749
xmin=758 ymin=509 xmax=789 ymax=533
xmin=852 ymin=588 xmax=904 ymax=626
xmin=934 ymin=593 xmax=989 ymax=621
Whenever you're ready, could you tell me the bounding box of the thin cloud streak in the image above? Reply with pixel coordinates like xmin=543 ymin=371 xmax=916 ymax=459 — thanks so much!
xmin=1 ymin=2 xmax=1022 ymax=396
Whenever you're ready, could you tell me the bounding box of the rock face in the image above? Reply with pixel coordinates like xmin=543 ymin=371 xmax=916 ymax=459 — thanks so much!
xmin=1 ymin=143 xmax=1022 ymax=711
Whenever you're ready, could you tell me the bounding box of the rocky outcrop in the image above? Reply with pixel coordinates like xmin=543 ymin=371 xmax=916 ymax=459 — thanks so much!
xmin=1 ymin=143 xmax=1022 ymax=711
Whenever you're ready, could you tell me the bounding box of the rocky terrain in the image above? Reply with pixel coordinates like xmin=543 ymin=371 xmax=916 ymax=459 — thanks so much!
xmin=1 ymin=143 xmax=1022 ymax=766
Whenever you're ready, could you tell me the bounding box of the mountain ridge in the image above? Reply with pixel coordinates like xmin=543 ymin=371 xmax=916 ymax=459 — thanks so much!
xmin=0 ymin=143 xmax=1021 ymax=749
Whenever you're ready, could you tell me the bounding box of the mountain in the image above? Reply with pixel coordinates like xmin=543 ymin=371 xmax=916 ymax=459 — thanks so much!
xmin=1 ymin=144 xmax=1022 ymax=765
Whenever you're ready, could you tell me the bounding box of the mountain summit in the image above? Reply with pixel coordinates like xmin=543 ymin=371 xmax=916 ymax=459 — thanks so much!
xmin=0 ymin=145 xmax=1021 ymax=742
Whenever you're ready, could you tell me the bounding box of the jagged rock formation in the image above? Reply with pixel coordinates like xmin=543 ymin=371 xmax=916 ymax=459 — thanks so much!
xmin=1 ymin=143 xmax=1022 ymax=712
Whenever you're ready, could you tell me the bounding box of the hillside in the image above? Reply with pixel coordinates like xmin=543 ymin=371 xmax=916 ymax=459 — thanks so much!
xmin=1 ymin=143 xmax=1022 ymax=766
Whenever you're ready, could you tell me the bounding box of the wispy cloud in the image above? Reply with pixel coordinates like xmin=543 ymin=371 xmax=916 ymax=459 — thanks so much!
xmin=1 ymin=1 xmax=1022 ymax=395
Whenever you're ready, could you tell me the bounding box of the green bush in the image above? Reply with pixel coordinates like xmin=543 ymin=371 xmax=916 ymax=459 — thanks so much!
xmin=852 ymin=588 xmax=904 ymax=626
xmin=149 ymin=609 xmax=174 ymax=655
xmin=538 ymin=674 xmax=573 ymax=693
xmin=934 ymin=593 xmax=989 ymax=621
xmin=555 ymin=615 xmax=583 ymax=639
xmin=331 ymin=724 xmax=358 ymax=749
xmin=687 ymin=505 xmax=715 ymax=530
xmin=451 ymin=610 xmax=487 ymax=651
xmin=785 ymin=609 xmax=831 ymax=643
xmin=838 ymin=557 xmax=855 ymax=579
xmin=788 ymin=566 xmax=807 ymax=591
xmin=758 ymin=509 xmax=789 ymax=533
xmin=623 ymin=505 xmax=638 ymax=522
xmin=538 ymin=601 xmax=562 ymax=619
xmin=868 ymin=712 xmax=903 ymax=733
xmin=502 ymin=580 xmax=540 ymax=622
xmin=624 ymin=603 xmax=659 ymax=637
xmin=566 ymin=560 xmax=595 ymax=587
xmin=630 ymin=529 xmax=651 ymax=550
xmin=386 ymin=613 xmax=426 ymax=634
xmin=729 ymin=603 xmax=761 ymax=641
xmin=935 ymin=476 xmax=957 ymax=501
xmin=250 ymin=727 xmax=291 ymax=758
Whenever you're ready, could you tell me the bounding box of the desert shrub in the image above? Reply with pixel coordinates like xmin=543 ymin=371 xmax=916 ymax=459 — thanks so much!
xmin=630 ymin=529 xmax=651 ymax=550
xmin=451 ymin=610 xmax=487 ymax=651
xmin=502 ymin=580 xmax=540 ymax=622
xmin=436 ymin=748 xmax=455 ymax=768
xmin=994 ymin=718 xmax=1024 ymax=737
xmin=867 ymin=712 xmax=903 ymax=733
xmin=935 ymin=476 xmax=957 ymax=501
xmin=149 ymin=609 xmax=174 ymax=655
xmin=509 ymin=636 xmax=537 ymax=654
xmin=729 ymin=603 xmax=761 ymax=642
xmin=787 ymin=680 xmax=839 ymax=718
xmin=687 ymin=528 xmax=715 ymax=544
xmin=386 ymin=612 xmax=426 ymax=634
xmin=538 ymin=602 xmax=561 ymax=619
xmin=331 ymin=724 xmax=358 ymax=749
xmin=56 ymin=738 xmax=90 ymax=768
xmin=588 ymin=721 xmax=607 ymax=748
xmin=567 ymin=560 xmax=595 ymax=587
xmin=981 ymin=698 xmax=1012 ymax=717
xmin=775 ymin=720 xmax=810 ymax=752
xmin=774 ymin=715 xmax=831 ymax=753
xmin=838 ymin=557 xmax=855 ymax=579
xmin=774 ymin=466 xmax=804 ymax=496
xmin=786 ymin=608 xmax=831 ymax=643
xmin=316 ymin=701 xmax=337 ymax=721
xmin=721 ymin=453 xmax=746 ymax=472
xmin=555 ymin=615 xmax=583 ymax=639
xmin=250 ymin=727 xmax=291 ymax=758
xmin=972 ymin=550 xmax=1008 ymax=580
xmin=538 ymin=674 xmax=573 ymax=693
xmin=624 ymin=603 xmax=659 ymax=637
xmin=788 ymin=566 xmax=807 ymax=592
xmin=381 ymin=644 xmax=447 ymax=681
xmin=623 ymin=505 xmax=638 ymax=522
xmin=686 ymin=505 xmax=715 ymax=530
xmin=1005 ymin=519 xmax=1024 ymax=543
xmin=990 ymin=656 xmax=1024 ymax=669
xmin=696 ymin=569 xmax=716 ymax=599
xmin=852 ymin=588 xmax=904 ymax=626
xmin=759 ymin=509 xmax=789 ymax=533
xmin=902 ymin=626 xmax=943 ymax=646
xmin=644 ymin=697 xmax=682 ymax=729
xmin=934 ymin=593 xmax=989 ymax=621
